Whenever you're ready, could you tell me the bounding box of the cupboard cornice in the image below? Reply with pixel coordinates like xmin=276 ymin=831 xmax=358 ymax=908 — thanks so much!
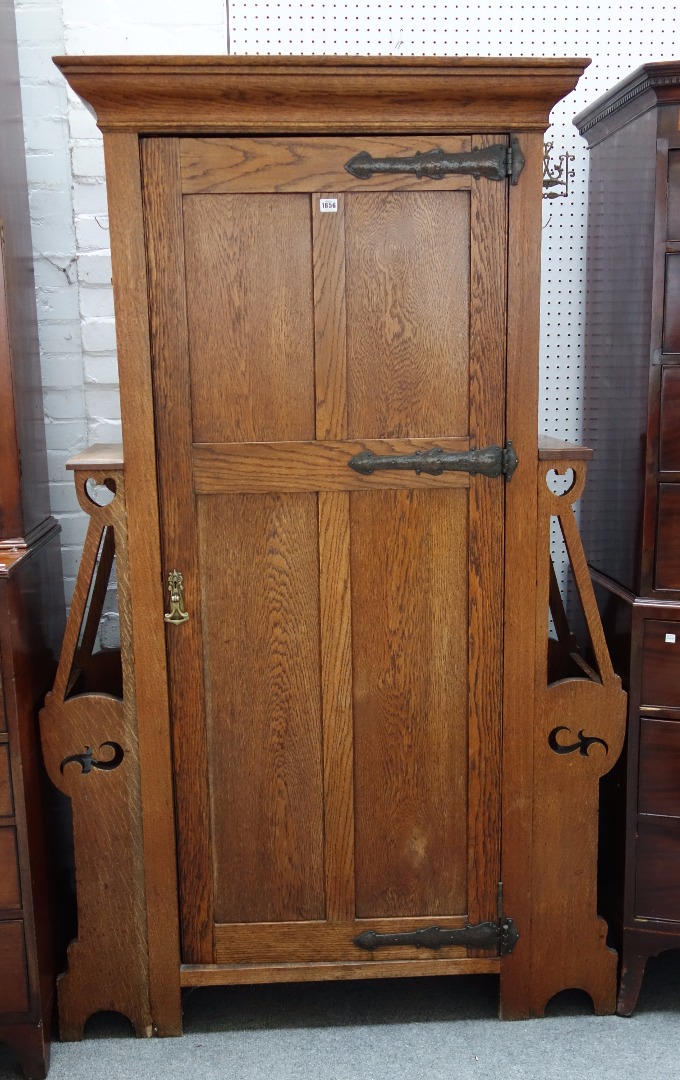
xmin=54 ymin=55 xmax=589 ymax=134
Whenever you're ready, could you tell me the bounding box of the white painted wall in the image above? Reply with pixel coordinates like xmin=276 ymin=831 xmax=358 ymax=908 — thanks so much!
xmin=15 ymin=0 xmax=228 ymax=643
xmin=13 ymin=0 xmax=679 ymax=625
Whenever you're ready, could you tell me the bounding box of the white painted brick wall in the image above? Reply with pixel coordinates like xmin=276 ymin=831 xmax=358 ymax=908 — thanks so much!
xmin=16 ymin=0 xmax=228 ymax=645
xmin=16 ymin=0 xmax=85 ymax=608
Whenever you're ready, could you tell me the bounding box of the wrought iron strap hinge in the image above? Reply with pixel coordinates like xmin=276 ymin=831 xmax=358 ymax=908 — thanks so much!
xmin=345 ymin=137 xmax=525 ymax=186
xmin=348 ymin=440 xmax=519 ymax=481
xmin=353 ymin=918 xmax=519 ymax=955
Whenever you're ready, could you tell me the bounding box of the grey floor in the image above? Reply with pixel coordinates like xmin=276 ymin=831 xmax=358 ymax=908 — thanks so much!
xmin=1 ymin=952 xmax=679 ymax=1080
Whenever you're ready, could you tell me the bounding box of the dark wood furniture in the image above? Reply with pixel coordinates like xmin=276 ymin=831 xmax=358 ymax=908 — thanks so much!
xmin=0 ymin=0 xmax=66 ymax=1075
xmin=575 ymin=61 xmax=680 ymax=1015
xmin=44 ymin=56 xmax=628 ymax=1034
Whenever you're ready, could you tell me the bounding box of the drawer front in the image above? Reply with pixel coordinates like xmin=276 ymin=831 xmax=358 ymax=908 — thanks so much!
xmin=0 ymin=827 xmax=21 ymax=910
xmin=639 ymin=718 xmax=680 ymax=816
xmin=0 ymin=743 xmax=13 ymax=817
xmin=656 ymin=485 xmax=680 ymax=591
xmin=635 ymin=818 xmax=680 ymax=922
xmin=640 ymin=620 xmax=680 ymax=709
xmin=0 ymin=921 xmax=30 ymax=1014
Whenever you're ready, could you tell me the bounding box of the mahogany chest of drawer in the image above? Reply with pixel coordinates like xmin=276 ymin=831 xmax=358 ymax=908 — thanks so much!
xmin=576 ymin=62 xmax=680 ymax=1014
xmin=0 ymin=0 xmax=67 ymax=1072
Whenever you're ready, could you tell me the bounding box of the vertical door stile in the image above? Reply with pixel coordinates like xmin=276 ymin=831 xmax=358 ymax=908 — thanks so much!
xmin=467 ymin=136 xmax=508 ymax=930
xmin=312 ymin=192 xmax=356 ymax=925
xmin=140 ymin=139 xmax=214 ymax=963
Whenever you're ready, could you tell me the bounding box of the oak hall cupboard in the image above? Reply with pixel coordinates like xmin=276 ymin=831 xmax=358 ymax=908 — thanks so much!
xmin=41 ymin=56 xmax=627 ymax=1035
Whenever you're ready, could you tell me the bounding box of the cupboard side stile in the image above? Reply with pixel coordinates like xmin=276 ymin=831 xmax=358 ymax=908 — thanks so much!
xmin=139 ymin=137 xmax=214 ymax=964
xmin=104 ymin=132 xmax=183 ymax=1030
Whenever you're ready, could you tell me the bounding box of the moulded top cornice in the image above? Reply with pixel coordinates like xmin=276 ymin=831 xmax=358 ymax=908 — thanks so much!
xmin=54 ymin=54 xmax=590 ymax=135
xmin=574 ymin=60 xmax=680 ymax=145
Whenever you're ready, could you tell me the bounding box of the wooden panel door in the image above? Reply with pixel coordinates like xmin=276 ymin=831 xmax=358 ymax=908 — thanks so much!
xmin=142 ymin=134 xmax=508 ymax=968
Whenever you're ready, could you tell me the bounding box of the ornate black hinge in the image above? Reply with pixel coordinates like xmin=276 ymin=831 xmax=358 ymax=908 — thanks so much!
xmin=345 ymin=138 xmax=525 ymax=186
xmin=354 ymin=918 xmax=519 ymax=955
xmin=348 ymin=441 xmax=518 ymax=481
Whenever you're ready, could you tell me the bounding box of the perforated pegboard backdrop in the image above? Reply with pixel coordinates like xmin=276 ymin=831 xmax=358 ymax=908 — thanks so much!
xmin=228 ymin=1 xmax=677 ymax=443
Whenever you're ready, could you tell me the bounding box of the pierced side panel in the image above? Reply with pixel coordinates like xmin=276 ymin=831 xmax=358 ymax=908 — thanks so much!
xmin=39 ymin=468 xmax=153 ymax=1040
xmin=526 ymin=456 xmax=627 ymax=1017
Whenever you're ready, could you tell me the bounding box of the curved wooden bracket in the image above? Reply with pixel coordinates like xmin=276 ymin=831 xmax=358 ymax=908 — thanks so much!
xmin=527 ymin=453 xmax=627 ymax=1015
xmin=40 ymin=458 xmax=153 ymax=1040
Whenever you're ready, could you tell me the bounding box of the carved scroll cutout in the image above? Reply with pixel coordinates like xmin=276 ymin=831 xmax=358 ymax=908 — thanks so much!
xmin=40 ymin=465 xmax=152 ymax=1040
xmin=528 ymin=455 xmax=627 ymax=1017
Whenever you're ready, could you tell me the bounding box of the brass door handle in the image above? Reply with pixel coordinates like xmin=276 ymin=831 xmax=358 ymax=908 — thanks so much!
xmin=164 ymin=569 xmax=189 ymax=624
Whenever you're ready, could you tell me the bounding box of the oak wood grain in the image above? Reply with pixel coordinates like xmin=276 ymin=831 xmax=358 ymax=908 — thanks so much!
xmin=466 ymin=137 xmax=506 ymax=931
xmin=52 ymin=55 xmax=594 ymax=1016
xmin=181 ymin=136 xmax=472 ymax=193
xmin=318 ymin=492 xmax=355 ymax=923
xmin=67 ymin=443 xmax=124 ymax=471
xmin=213 ymin=915 xmax=485 ymax=964
xmin=141 ymin=138 xmax=213 ymax=967
xmin=345 ymin=191 xmax=470 ymax=439
xmin=183 ymin=193 xmax=315 ymax=444
xmin=54 ymin=55 xmax=589 ymax=135
xmin=498 ymin=132 xmax=543 ymax=1020
xmin=199 ymin=493 xmax=325 ymax=926
xmin=180 ymin=955 xmax=500 ymax=987
xmin=192 ymin=438 xmax=471 ymax=494
xmin=313 ymin=193 xmax=347 ymax=442
xmin=527 ymin=455 xmax=626 ymax=1017
xmin=40 ymin=467 xmax=153 ymax=1040
xmin=103 ymin=132 xmax=182 ymax=1033
xmin=351 ymin=487 xmax=469 ymax=919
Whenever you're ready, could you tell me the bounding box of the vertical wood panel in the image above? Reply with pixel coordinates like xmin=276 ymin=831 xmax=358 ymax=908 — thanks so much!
xmin=0 ymin=827 xmax=20 ymax=907
xmin=663 ymin=254 xmax=680 ymax=353
xmin=345 ymin=191 xmax=470 ymax=439
xmin=0 ymin=745 xmax=13 ymax=816
xmin=467 ymin=138 xmax=507 ymax=928
xmin=668 ymin=151 xmax=680 ymax=240
xmin=199 ymin=493 xmax=325 ymax=924
xmin=351 ymin=487 xmax=469 ymax=918
xmin=660 ymin=367 xmax=680 ymax=471
xmin=184 ymin=194 xmax=315 ymax=443
xmin=655 ymin=483 xmax=680 ymax=589
xmin=313 ymin=194 xmax=355 ymax=923
xmin=313 ymin=193 xmax=347 ymax=441
xmin=318 ymin=491 xmax=355 ymax=922
xmin=499 ymin=132 xmax=543 ymax=1019
xmin=104 ymin=133 xmax=181 ymax=1032
xmin=141 ymin=139 xmax=213 ymax=963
